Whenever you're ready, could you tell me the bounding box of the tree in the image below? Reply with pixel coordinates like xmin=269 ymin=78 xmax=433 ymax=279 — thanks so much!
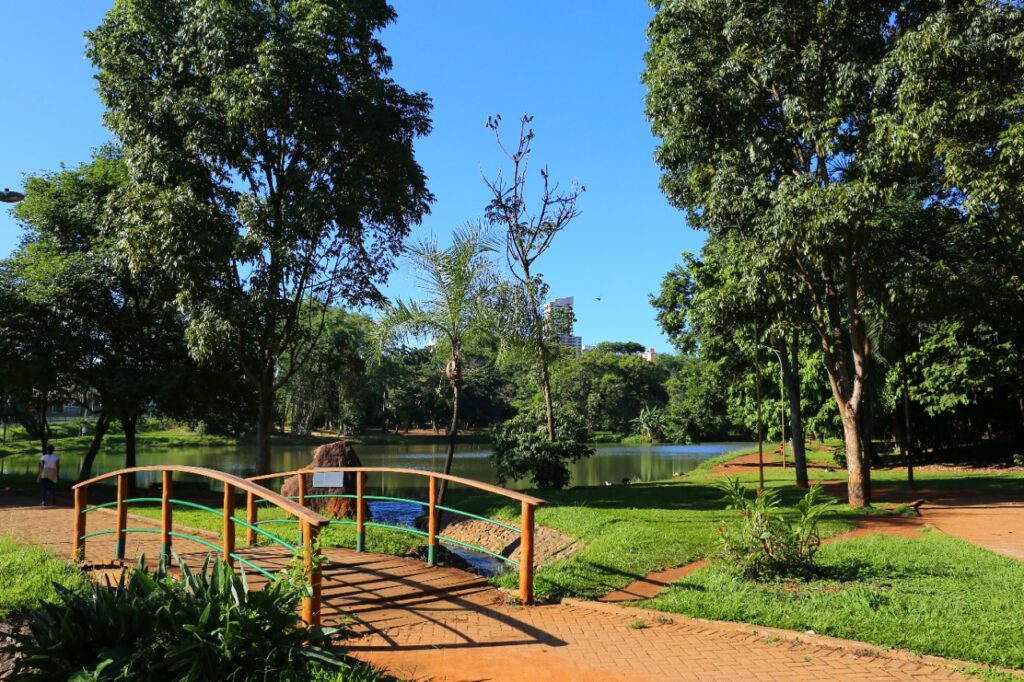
xmin=380 ymin=226 xmax=496 ymax=502
xmin=484 ymin=114 xmax=584 ymax=442
xmin=87 ymin=0 xmax=433 ymax=473
xmin=9 ymin=149 xmax=194 ymax=484
xmin=645 ymin=0 xmax=943 ymax=506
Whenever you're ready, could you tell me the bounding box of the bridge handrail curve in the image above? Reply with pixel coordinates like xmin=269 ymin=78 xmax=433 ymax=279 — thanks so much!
xmin=246 ymin=466 xmax=546 ymax=507
xmin=75 ymin=465 xmax=330 ymax=526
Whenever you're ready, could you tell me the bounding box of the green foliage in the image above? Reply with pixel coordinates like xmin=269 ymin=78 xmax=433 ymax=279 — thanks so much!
xmin=631 ymin=405 xmax=667 ymax=443
xmin=831 ymin=444 xmax=847 ymax=470
xmin=0 ymin=537 xmax=91 ymax=618
xmin=715 ymin=478 xmax=833 ymax=580
xmin=491 ymin=405 xmax=594 ymax=489
xmin=12 ymin=555 xmax=342 ymax=681
xmin=86 ymin=0 xmax=433 ymax=470
xmin=551 ymin=346 xmax=669 ymax=434
xmin=644 ymin=532 xmax=1024 ymax=669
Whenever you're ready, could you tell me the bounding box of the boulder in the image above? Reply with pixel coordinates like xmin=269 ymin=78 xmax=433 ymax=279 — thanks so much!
xmin=280 ymin=440 xmax=363 ymax=519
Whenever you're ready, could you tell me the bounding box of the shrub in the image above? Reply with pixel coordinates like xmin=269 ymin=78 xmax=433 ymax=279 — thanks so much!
xmin=491 ymin=405 xmax=594 ymax=489
xmin=12 ymin=555 xmax=343 ymax=681
xmin=714 ymin=478 xmax=834 ymax=580
xmin=831 ymin=444 xmax=847 ymax=469
xmin=1012 ymin=453 xmax=1024 ymax=467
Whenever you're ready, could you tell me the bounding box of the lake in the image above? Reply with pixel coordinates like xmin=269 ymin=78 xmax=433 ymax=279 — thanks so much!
xmin=1 ymin=441 xmax=751 ymax=495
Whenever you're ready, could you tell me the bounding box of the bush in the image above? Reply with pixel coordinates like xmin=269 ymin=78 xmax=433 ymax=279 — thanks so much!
xmin=715 ymin=478 xmax=833 ymax=580
xmin=12 ymin=555 xmax=343 ymax=681
xmin=491 ymin=405 xmax=594 ymax=489
xmin=831 ymin=444 xmax=847 ymax=469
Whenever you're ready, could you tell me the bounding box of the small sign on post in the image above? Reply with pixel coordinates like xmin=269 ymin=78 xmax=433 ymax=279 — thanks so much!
xmin=311 ymin=472 xmax=346 ymax=488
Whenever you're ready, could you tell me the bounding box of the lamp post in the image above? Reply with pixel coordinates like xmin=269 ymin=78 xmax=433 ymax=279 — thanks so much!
xmin=0 ymin=188 xmax=25 ymax=204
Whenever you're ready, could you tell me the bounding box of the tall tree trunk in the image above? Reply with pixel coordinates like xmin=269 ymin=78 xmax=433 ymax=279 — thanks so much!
xmin=902 ymin=380 xmax=915 ymax=488
xmin=122 ymin=414 xmax=138 ymax=494
xmin=754 ymin=341 xmax=764 ymax=489
xmin=778 ymin=333 xmax=808 ymax=487
xmin=839 ymin=410 xmax=869 ymax=506
xmin=256 ymin=375 xmax=274 ymax=475
xmin=438 ymin=378 xmax=461 ymax=506
xmin=78 ymin=411 xmax=112 ymax=482
xmin=860 ymin=364 xmax=879 ymax=467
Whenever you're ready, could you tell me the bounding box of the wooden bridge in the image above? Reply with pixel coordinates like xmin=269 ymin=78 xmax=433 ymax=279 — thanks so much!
xmin=72 ymin=465 xmax=545 ymax=626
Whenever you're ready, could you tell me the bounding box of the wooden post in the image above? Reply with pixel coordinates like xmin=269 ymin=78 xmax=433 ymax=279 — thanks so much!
xmin=355 ymin=471 xmax=366 ymax=552
xmin=223 ymin=483 xmax=235 ymax=566
xmin=519 ymin=501 xmax=535 ymax=605
xmin=115 ymin=473 xmax=128 ymax=560
xmin=161 ymin=470 xmax=173 ymax=566
xmin=246 ymin=491 xmax=257 ymax=545
xmin=297 ymin=473 xmax=307 ymax=545
xmin=301 ymin=521 xmax=322 ymax=627
xmin=297 ymin=472 xmax=307 ymax=507
xmin=73 ymin=486 xmax=87 ymax=563
xmin=427 ymin=475 xmax=438 ymax=566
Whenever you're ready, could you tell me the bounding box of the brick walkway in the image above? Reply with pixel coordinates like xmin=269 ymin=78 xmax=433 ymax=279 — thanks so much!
xmin=0 ymin=496 xmax=979 ymax=681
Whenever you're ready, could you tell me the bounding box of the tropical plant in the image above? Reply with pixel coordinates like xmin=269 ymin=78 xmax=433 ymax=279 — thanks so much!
xmin=380 ymin=225 xmax=497 ymax=502
xmin=11 ymin=555 xmax=342 ymax=681
xmin=632 ymin=406 xmax=667 ymax=443
xmin=714 ymin=478 xmax=833 ymax=580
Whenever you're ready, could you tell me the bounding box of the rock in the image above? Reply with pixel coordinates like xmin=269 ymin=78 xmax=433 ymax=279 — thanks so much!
xmin=280 ymin=440 xmax=363 ymax=519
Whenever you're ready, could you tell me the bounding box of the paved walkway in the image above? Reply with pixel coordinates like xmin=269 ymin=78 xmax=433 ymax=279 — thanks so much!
xmin=0 ymin=495 xmax=982 ymax=681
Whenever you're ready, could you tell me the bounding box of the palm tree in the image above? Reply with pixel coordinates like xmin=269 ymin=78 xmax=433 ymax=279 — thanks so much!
xmin=381 ymin=225 xmax=496 ymax=503
xmin=632 ymin=405 xmax=667 ymax=443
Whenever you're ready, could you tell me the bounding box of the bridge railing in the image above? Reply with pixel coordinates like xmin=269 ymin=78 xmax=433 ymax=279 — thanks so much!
xmin=72 ymin=466 xmax=330 ymax=625
xmin=247 ymin=467 xmax=546 ymax=604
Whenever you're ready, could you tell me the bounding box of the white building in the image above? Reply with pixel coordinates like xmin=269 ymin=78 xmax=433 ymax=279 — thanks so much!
xmin=641 ymin=347 xmax=657 ymax=363
xmin=543 ymin=296 xmax=583 ymax=352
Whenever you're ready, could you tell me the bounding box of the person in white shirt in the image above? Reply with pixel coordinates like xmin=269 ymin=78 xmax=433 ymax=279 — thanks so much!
xmin=37 ymin=445 xmax=60 ymax=506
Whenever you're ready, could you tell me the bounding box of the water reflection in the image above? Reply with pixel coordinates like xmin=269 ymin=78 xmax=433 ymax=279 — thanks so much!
xmin=1 ymin=441 xmax=751 ymax=495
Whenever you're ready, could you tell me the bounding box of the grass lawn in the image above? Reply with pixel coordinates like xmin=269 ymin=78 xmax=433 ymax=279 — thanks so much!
xmin=0 ymin=536 xmax=92 ymax=617
xmin=642 ymin=530 xmax=1024 ymax=669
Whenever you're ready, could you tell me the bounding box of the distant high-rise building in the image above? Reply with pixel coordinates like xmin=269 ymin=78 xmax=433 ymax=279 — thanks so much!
xmin=543 ymin=296 xmax=582 ymax=352
xmin=641 ymin=347 xmax=657 ymax=363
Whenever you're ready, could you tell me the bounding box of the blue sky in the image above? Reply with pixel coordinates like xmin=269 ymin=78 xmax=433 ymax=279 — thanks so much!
xmin=0 ymin=1 xmax=702 ymax=353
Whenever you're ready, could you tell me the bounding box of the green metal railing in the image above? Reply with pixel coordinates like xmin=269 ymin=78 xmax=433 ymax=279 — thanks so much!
xmin=247 ymin=466 xmax=545 ymax=603
xmin=73 ymin=466 xmax=330 ymax=625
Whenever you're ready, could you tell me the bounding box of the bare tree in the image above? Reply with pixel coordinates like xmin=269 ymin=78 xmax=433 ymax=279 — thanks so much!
xmin=483 ymin=114 xmax=584 ymax=440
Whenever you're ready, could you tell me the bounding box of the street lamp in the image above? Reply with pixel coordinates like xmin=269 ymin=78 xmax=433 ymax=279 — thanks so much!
xmin=0 ymin=188 xmax=25 ymax=203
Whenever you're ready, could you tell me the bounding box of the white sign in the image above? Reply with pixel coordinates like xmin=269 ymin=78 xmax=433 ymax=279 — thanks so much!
xmin=311 ymin=472 xmax=346 ymax=489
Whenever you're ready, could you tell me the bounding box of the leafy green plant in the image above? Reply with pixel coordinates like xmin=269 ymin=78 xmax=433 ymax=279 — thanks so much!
xmin=12 ymin=554 xmax=343 ymax=681
xmin=631 ymin=405 xmax=667 ymax=443
xmin=714 ymin=478 xmax=834 ymax=580
xmin=491 ymin=404 xmax=594 ymax=489
xmin=831 ymin=444 xmax=847 ymax=470
xmin=1011 ymin=453 xmax=1024 ymax=467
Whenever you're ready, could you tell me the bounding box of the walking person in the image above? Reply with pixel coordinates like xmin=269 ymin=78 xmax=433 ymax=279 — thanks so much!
xmin=37 ymin=445 xmax=60 ymax=506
